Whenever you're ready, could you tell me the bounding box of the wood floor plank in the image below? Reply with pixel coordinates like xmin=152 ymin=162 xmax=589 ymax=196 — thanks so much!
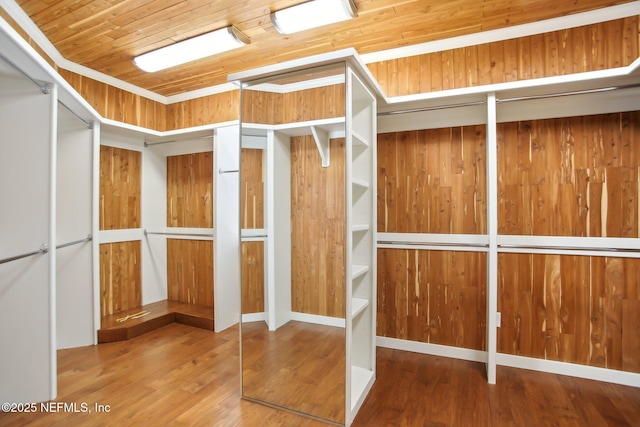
xmin=1 ymin=324 xmax=639 ymax=426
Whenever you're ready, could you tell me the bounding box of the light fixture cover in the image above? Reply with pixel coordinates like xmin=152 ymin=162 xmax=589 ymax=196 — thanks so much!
xmin=271 ymin=0 xmax=358 ymax=35
xmin=134 ymin=26 xmax=250 ymax=72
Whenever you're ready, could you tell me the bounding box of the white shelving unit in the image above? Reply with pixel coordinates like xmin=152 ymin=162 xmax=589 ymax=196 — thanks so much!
xmin=345 ymin=66 xmax=377 ymax=424
xmin=230 ymin=49 xmax=384 ymax=427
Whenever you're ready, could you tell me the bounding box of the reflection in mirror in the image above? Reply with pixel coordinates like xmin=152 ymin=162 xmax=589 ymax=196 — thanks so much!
xmin=240 ymin=62 xmax=347 ymax=424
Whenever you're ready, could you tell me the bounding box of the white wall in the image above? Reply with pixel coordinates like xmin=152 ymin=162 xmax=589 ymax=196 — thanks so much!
xmin=56 ymin=107 xmax=94 ymax=349
xmin=0 ymin=69 xmax=54 ymax=402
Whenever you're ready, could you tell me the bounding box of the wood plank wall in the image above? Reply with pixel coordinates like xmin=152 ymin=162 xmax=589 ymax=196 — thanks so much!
xmin=59 ymin=69 xmax=167 ymax=130
xmin=498 ymin=253 xmax=640 ymax=373
xmin=99 ymin=145 xmax=142 ymax=317
xmin=377 ymin=127 xmax=487 ymax=234
xmin=367 ymin=17 xmax=640 ymax=97
xmin=291 ymin=136 xmax=346 ymax=318
xmin=241 ymin=148 xmax=265 ymax=314
xmin=498 ymin=112 xmax=640 ymax=237
xmin=99 ymin=241 xmax=141 ymax=317
xmin=165 ymin=92 xmax=239 ymax=130
xmin=166 ymin=239 xmax=214 ymax=307
xmin=166 ymin=152 xmax=214 ymax=228
xmin=241 ymin=84 xmax=345 ymax=125
xmin=377 ymin=249 xmax=487 ymax=350
xmin=165 ymin=152 xmax=214 ymax=307
xmin=99 ymin=145 xmax=141 ymax=230
xmin=376 ymin=127 xmax=488 ymax=350
xmin=242 ymin=241 xmax=265 ymax=314
xmin=241 ymin=148 xmax=264 ymax=229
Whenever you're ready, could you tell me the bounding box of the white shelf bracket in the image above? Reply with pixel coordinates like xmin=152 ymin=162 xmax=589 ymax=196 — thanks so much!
xmin=310 ymin=125 xmax=330 ymax=167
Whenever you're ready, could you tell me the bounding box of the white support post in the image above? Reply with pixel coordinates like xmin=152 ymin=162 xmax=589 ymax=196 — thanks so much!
xmin=214 ymin=125 xmax=241 ymax=332
xmin=48 ymin=82 xmax=58 ymax=399
xmin=91 ymin=121 xmax=101 ymax=346
xmin=486 ymin=92 xmax=498 ymax=384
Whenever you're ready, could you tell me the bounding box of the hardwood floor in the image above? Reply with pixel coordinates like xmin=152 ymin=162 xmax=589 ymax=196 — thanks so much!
xmin=1 ymin=323 xmax=639 ymax=427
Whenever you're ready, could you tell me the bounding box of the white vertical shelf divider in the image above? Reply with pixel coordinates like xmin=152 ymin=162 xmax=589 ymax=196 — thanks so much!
xmin=345 ymin=66 xmax=377 ymax=426
xmin=486 ymin=92 xmax=498 ymax=384
xmin=214 ymin=125 xmax=241 ymax=332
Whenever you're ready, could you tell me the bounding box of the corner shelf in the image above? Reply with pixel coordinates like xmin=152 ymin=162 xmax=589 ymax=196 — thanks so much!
xmin=351 ymin=297 xmax=369 ymax=318
xmin=351 ymin=264 xmax=369 ymax=280
xmin=352 ymin=178 xmax=370 ymax=189
xmin=352 ymin=224 xmax=370 ymax=233
xmin=351 ymin=129 xmax=370 ymax=147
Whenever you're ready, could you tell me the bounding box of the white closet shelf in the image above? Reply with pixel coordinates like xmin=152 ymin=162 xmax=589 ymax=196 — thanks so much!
xmin=352 ymin=178 xmax=370 ymax=189
xmin=350 ymin=366 xmax=374 ymax=411
xmin=246 ymin=117 xmax=346 ymax=138
xmin=352 ymin=224 xmax=370 ymax=233
xmin=351 ymin=298 xmax=369 ymax=318
xmin=351 ymin=264 xmax=369 ymax=280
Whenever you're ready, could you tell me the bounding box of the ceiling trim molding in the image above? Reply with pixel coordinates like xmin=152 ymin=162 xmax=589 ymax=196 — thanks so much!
xmin=2 ymin=0 xmax=638 ymax=105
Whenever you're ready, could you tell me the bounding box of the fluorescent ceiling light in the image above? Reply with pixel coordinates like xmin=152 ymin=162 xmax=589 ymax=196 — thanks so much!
xmin=134 ymin=26 xmax=250 ymax=72
xmin=271 ymin=0 xmax=357 ymax=35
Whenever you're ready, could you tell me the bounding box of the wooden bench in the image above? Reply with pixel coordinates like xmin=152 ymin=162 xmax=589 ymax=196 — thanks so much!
xmin=98 ymin=300 xmax=214 ymax=343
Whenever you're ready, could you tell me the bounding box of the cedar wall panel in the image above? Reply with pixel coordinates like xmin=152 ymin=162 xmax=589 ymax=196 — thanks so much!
xmin=59 ymin=69 xmax=167 ymax=130
xmin=165 ymin=91 xmax=239 ymax=130
xmin=498 ymin=253 xmax=640 ymax=373
xmin=241 ymin=148 xmax=264 ymax=229
xmin=166 ymin=239 xmax=214 ymax=307
xmin=377 ymin=127 xmax=487 ymax=234
xmin=242 ymin=241 xmax=265 ymax=314
xmin=242 ymin=84 xmax=345 ymax=125
xmin=166 ymin=151 xmax=214 ymax=228
xmin=377 ymin=248 xmax=487 ymax=350
xmin=99 ymin=241 xmax=142 ymax=317
xmin=240 ymin=148 xmax=265 ymax=314
xmin=291 ymin=136 xmax=346 ymax=318
xmin=498 ymin=112 xmax=640 ymax=237
xmin=99 ymin=145 xmax=141 ymax=230
xmin=368 ymin=17 xmax=640 ymax=97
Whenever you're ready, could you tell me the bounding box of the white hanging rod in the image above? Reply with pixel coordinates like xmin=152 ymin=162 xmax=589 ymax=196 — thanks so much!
xmin=0 ymin=243 xmax=48 ymax=265
xmin=377 ymin=240 xmax=489 ymax=249
xmin=57 ymin=234 xmax=92 ymax=250
xmin=144 ymin=135 xmax=213 ymax=147
xmin=498 ymin=244 xmax=640 ymax=253
xmin=377 ymin=100 xmax=486 ymax=116
xmin=377 ymin=83 xmax=640 ymax=116
xmin=496 ymin=82 xmax=640 ymax=103
xmin=0 ymin=51 xmax=50 ymax=94
xmin=58 ymin=101 xmax=93 ymax=129
xmin=218 ymin=168 xmax=239 ymax=174
xmin=144 ymin=230 xmax=214 ymax=238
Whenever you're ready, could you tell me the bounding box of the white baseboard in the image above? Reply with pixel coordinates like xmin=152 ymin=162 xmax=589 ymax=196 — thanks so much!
xmin=496 ymin=353 xmax=640 ymax=388
xmin=290 ymin=312 xmax=345 ymax=328
xmin=241 ymin=312 xmax=266 ymax=323
xmin=376 ymin=336 xmax=486 ymax=363
xmin=375 ymin=336 xmax=640 ymax=388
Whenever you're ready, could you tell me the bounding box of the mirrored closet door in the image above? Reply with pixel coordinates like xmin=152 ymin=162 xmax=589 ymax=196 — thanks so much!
xmin=236 ymin=53 xmax=377 ymax=426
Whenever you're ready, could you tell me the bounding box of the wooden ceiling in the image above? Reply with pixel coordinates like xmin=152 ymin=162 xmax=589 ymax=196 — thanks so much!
xmin=14 ymin=0 xmax=636 ymax=97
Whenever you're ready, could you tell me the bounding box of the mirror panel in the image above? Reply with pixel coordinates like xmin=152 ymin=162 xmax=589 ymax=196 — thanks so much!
xmin=240 ymin=62 xmax=347 ymax=424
